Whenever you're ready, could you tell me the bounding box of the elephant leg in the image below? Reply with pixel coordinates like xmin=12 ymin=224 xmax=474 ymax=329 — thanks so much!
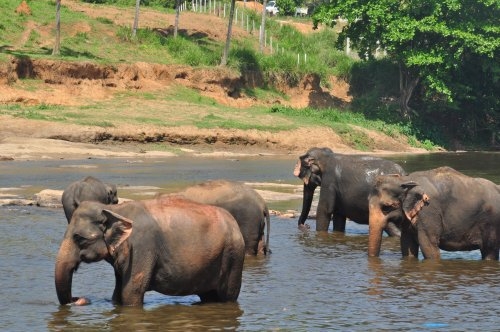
xmin=212 ymin=247 xmax=244 ymax=302
xmin=199 ymin=290 xmax=220 ymax=303
xmin=316 ymin=213 xmax=332 ymax=232
xmin=417 ymin=230 xmax=440 ymax=259
xmin=480 ymin=248 xmax=499 ymax=260
xmin=400 ymin=225 xmax=419 ymax=258
xmin=480 ymin=231 xmax=499 ymax=260
xmin=119 ymin=268 xmax=150 ymax=305
xmin=315 ymin=187 xmax=335 ymax=232
xmin=332 ymin=214 xmax=346 ymax=232
xmin=112 ymin=270 xmax=123 ymax=304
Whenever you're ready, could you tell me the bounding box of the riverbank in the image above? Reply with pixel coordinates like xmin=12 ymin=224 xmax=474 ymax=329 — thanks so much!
xmin=0 ymin=115 xmax=428 ymax=161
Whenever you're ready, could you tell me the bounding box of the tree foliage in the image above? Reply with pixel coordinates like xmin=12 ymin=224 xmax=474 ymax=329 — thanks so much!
xmin=277 ymin=0 xmax=296 ymax=16
xmin=313 ymin=0 xmax=499 ymax=146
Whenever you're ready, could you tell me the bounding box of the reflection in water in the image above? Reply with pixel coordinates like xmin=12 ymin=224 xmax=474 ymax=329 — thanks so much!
xmin=49 ymin=302 xmax=243 ymax=331
xmin=365 ymin=257 xmax=500 ymax=329
xmin=367 ymin=258 xmax=500 ymax=296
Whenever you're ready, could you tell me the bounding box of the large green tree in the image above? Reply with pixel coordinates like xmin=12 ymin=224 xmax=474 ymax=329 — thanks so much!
xmin=312 ymin=0 xmax=499 ymax=131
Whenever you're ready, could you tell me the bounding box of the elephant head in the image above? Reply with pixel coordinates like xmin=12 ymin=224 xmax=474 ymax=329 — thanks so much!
xmin=105 ymin=183 xmax=119 ymax=204
xmin=54 ymin=202 xmax=132 ymax=305
xmin=368 ymin=175 xmax=429 ymax=257
xmin=293 ymin=147 xmax=333 ymax=187
xmin=293 ymin=147 xmax=334 ymax=227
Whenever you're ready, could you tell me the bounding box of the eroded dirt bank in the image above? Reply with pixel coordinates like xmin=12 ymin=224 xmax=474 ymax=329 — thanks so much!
xmin=0 ymin=58 xmax=424 ymax=161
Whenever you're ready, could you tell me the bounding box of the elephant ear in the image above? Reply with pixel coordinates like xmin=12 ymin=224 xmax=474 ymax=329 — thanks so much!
xmin=401 ymin=182 xmax=430 ymax=225
xmin=294 ymin=155 xmax=315 ymax=185
xmin=302 ymin=156 xmax=322 ymax=185
xmin=101 ymin=209 xmax=133 ymax=256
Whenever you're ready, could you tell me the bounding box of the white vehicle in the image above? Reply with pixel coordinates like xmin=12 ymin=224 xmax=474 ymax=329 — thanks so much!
xmin=265 ymin=1 xmax=279 ymax=16
xmin=295 ymin=7 xmax=308 ymax=16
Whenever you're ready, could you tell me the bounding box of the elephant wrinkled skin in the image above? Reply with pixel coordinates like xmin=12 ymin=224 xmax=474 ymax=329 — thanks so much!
xmin=54 ymin=195 xmax=245 ymax=306
xmin=368 ymin=166 xmax=500 ymax=260
xmin=294 ymin=147 xmax=406 ymax=234
xmin=176 ymin=180 xmax=270 ymax=255
xmin=61 ymin=176 xmax=118 ymax=223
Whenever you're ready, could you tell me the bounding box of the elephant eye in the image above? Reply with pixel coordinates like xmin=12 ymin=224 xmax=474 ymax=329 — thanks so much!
xmin=73 ymin=233 xmax=96 ymax=247
xmin=381 ymin=202 xmax=399 ymax=215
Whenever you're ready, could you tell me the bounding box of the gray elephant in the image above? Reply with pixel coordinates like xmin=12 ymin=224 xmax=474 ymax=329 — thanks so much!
xmin=61 ymin=176 xmax=118 ymax=223
xmin=293 ymin=147 xmax=406 ymax=234
xmin=55 ymin=195 xmax=245 ymax=306
xmin=176 ymin=180 xmax=270 ymax=255
xmin=368 ymin=166 xmax=500 ymax=259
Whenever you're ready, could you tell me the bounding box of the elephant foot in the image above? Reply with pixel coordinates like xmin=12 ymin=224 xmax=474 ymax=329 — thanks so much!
xmin=298 ymin=223 xmax=310 ymax=231
xmin=71 ymin=297 xmax=91 ymax=306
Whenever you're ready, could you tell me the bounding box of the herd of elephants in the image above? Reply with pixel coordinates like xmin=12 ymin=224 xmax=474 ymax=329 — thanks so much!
xmin=54 ymin=147 xmax=500 ymax=307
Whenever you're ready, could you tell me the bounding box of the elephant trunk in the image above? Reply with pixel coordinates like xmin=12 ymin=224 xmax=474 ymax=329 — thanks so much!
xmin=298 ymin=183 xmax=316 ymax=226
xmin=367 ymin=202 xmax=387 ymax=257
xmin=54 ymin=238 xmax=79 ymax=305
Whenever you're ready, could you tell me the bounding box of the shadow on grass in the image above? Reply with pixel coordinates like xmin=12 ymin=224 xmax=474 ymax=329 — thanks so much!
xmin=0 ymin=46 xmax=100 ymax=61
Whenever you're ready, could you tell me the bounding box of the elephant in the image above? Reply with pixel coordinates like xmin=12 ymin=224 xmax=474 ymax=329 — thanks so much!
xmin=61 ymin=176 xmax=118 ymax=223
xmin=176 ymin=180 xmax=270 ymax=255
xmin=293 ymin=147 xmax=406 ymax=234
xmin=367 ymin=166 xmax=500 ymax=260
xmin=54 ymin=195 xmax=245 ymax=306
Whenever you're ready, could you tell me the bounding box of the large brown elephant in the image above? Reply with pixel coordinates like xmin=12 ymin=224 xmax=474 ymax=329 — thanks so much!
xmin=176 ymin=180 xmax=270 ymax=255
xmin=54 ymin=195 xmax=245 ymax=306
xmin=368 ymin=166 xmax=500 ymax=260
xmin=293 ymin=147 xmax=406 ymax=234
xmin=61 ymin=176 xmax=118 ymax=223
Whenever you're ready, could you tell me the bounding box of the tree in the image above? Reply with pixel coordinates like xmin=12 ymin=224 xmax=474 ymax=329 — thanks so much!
xmin=52 ymin=0 xmax=61 ymax=56
xmin=312 ymin=0 xmax=500 ymax=121
xmin=221 ymin=0 xmax=236 ymax=66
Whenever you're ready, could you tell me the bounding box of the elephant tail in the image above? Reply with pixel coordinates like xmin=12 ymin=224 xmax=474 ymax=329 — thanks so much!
xmin=264 ymin=206 xmax=271 ymax=254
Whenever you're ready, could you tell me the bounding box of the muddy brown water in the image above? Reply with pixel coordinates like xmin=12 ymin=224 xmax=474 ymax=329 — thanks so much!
xmin=1 ymin=152 xmax=499 ymax=331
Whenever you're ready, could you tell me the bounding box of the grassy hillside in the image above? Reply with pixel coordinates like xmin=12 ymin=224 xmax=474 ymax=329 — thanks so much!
xmin=0 ymin=0 xmax=438 ymax=152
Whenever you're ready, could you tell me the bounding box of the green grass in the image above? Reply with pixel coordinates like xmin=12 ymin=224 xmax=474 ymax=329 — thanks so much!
xmin=0 ymin=0 xmax=442 ymax=151
xmin=194 ymin=113 xmax=294 ymax=132
xmin=269 ymin=105 xmax=439 ymax=150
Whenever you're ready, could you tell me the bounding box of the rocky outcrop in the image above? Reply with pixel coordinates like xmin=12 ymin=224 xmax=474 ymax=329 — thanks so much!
xmin=34 ymin=189 xmax=63 ymax=208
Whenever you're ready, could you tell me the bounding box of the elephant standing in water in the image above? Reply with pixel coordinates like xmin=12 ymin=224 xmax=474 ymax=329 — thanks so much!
xmin=368 ymin=166 xmax=500 ymax=259
xmin=176 ymin=179 xmax=271 ymax=255
xmin=293 ymin=147 xmax=406 ymax=234
xmin=55 ymin=195 xmax=245 ymax=306
xmin=61 ymin=176 xmax=118 ymax=223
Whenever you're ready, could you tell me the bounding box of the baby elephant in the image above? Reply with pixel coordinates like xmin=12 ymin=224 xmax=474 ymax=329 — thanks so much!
xmin=55 ymin=195 xmax=245 ymax=306
xmin=61 ymin=176 xmax=118 ymax=223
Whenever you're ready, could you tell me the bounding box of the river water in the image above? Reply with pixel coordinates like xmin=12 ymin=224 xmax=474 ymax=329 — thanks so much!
xmin=1 ymin=152 xmax=499 ymax=331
